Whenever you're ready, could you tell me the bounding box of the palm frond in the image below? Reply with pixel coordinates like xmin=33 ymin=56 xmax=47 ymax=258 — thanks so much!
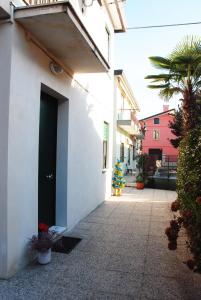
xmin=147 ymin=83 xmax=170 ymax=89
xmin=148 ymin=56 xmax=171 ymax=70
xmin=159 ymin=87 xmax=182 ymax=101
xmin=172 ymin=55 xmax=198 ymax=66
xmin=146 ymin=35 xmax=201 ymax=118
xmin=145 ymin=74 xmax=171 ymax=81
xmin=193 ymin=62 xmax=201 ymax=77
xmin=170 ymin=35 xmax=201 ymax=59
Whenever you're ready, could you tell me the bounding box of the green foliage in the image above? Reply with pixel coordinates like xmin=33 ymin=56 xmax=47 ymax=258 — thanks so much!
xmin=145 ymin=36 xmax=201 ymax=132
xmin=169 ymin=107 xmax=184 ymax=148
xmin=150 ymin=36 xmax=201 ymax=271
xmin=177 ymin=127 xmax=201 ymax=213
xmin=177 ymin=126 xmax=201 ymax=269
xmin=170 ymin=36 xmax=201 ymax=59
xmin=136 ymin=174 xmax=144 ymax=183
xmin=136 ymin=154 xmax=148 ymax=182
xmin=148 ymin=56 xmax=171 ymax=69
xmin=112 ymin=160 xmax=126 ymax=189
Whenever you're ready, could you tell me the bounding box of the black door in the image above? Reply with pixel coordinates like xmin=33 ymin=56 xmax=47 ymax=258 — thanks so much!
xmin=38 ymin=92 xmax=58 ymax=226
xmin=149 ymin=148 xmax=162 ymax=160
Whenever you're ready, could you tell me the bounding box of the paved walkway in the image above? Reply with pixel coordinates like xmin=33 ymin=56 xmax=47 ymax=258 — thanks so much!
xmin=1 ymin=188 xmax=201 ymax=300
xmin=124 ymin=175 xmax=135 ymax=187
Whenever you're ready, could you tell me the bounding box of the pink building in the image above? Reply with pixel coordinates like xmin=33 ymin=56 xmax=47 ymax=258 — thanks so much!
xmin=141 ymin=106 xmax=179 ymax=158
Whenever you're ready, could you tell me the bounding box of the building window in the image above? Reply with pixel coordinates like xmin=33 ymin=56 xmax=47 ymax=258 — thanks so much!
xmin=153 ymin=129 xmax=160 ymax=140
xmin=103 ymin=122 xmax=109 ymax=169
xmin=105 ymin=27 xmax=110 ymax=63
xmin=120 ymin=143 xmax=124 ymax=162
xmin=154 ymin=117 xmax=160 ymax=124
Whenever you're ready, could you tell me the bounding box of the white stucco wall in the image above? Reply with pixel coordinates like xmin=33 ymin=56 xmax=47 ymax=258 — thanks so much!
xmin=0 ymin=23 xmax=12 ymax=279
xmin=0 ymin=2 xmax=114 ymax=278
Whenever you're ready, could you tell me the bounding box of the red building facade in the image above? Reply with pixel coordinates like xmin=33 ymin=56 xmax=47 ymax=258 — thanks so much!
xmin=141 ymin=107 xmax=179 ymax=158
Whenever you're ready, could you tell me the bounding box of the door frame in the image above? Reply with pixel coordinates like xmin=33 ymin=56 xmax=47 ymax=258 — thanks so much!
xmin=40 ymin=83 xmax=69 ymax=227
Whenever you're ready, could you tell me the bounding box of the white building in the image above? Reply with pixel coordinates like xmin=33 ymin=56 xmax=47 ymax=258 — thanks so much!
xmin=0 ymin=0 xmax=126 ymax=278
xmin=113 ymin=70 xmax=141 ymax=174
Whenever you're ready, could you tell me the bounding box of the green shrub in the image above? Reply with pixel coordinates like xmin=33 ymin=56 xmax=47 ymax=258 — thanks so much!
xmin=177 ymin=126 xmax=201 ymax=213
xmin=176 ymin=126 xmax=201 ymax=271
xmin=136 ymin=153 xmax=149 ymax=183
xmin=136 ymin=174 xmax=144 ymax=183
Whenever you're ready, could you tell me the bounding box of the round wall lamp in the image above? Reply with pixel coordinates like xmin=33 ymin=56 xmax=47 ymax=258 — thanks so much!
xmin=49 ymin=61 xmax=63 ymax=75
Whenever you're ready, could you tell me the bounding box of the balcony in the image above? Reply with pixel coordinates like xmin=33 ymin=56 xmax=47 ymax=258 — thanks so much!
xmin=14 ymin=1 xmax=109 ymax=73
xmin=117 ymin=109 xmax=140 ymax=136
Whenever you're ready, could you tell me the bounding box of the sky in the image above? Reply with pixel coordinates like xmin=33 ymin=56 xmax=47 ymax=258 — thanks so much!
xmin=115 ymin=0 xmax=201 ymax=119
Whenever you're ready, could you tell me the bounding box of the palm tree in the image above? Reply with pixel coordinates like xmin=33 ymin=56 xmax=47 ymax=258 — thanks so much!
xmin=145 ymin=36 xmax=201 ymax=132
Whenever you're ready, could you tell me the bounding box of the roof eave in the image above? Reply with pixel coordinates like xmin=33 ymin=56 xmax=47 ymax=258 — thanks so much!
xmin=140 ymin=109 xmax=175 ymax=121
xmin=114 ymin=69 xmax=140 ymax=111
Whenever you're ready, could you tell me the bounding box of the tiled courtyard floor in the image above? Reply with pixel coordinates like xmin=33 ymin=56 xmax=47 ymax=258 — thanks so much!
xmin=1 ymin=188 xmax=201 ymax=300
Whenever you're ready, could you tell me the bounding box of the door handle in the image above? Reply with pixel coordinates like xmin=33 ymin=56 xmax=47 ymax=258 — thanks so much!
xmin=45 ymin=174 xmax=54 ymax=180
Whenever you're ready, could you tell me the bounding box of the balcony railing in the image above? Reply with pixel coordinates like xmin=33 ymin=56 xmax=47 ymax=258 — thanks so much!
xmin=24 ymin=0 xmax=60 ymax=4
xmin=117 ymin=109 xmax=138 ymax=123
xmin=117 ymin=109 xmax=140 ymax=135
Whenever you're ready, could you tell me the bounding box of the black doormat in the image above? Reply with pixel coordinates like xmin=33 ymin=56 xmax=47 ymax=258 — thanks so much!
xmin=52 ymin=236 xmax=82 ymax=254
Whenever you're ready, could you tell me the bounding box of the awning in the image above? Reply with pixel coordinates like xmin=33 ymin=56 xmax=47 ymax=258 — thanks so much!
xmin=14 ymin=2 xmax=110 ymax=73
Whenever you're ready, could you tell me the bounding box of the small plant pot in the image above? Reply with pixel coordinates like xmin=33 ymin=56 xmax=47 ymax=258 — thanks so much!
xmin=113 ymin=188 xmax=122 ymax=196
xmin=136 ymin=182 xmax=144 ymax=190
xmin=38 ymin=249 xmax=51 ymax=265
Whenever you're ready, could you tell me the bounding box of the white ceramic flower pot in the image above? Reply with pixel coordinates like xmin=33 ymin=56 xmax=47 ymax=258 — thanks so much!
xmin=38 ymin=249 xmax=51 ymax=265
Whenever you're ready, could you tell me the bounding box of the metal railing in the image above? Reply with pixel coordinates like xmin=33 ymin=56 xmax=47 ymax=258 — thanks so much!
xmin=144 ymin=154 xmax=178 ymax=190
xmin=25 ymin=0 xmax=60 ymax=5
xmin=145 ymin=155 xmax=178 ymax=175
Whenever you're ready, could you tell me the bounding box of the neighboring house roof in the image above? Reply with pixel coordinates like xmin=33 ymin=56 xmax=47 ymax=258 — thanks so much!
xmin=140 ymin=109 xmax=175 ymax=121
xmin=114 ymin=69 xmax=140 ymax=111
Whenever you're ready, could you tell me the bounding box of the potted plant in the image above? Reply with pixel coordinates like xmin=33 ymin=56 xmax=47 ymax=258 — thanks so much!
xmin=136 ymin=173 xmax=144 ymax=189
xmin=135 ymin=153 xmax=148 ymax=189
xmin=30 ymin=224 xmax=54 ymax=265
xmin=112 ymin=160 xmax=126 ymax=196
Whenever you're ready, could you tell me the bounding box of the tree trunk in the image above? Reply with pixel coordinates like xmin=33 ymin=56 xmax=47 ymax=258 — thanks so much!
xmin=182 ymin=83 xmax=197 ymax=132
